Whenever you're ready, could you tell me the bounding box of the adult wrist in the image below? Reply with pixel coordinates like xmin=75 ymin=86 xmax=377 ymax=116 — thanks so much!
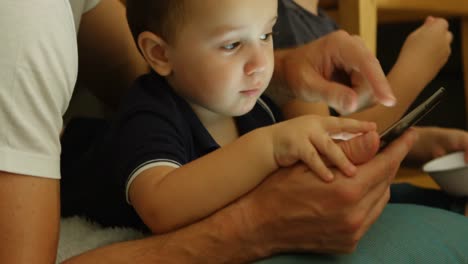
xmin=233 ymin=184 xmax=292 ymax=258
xmin=211 ymin=198 xmax=273 ymax=263
xmin=164 ymin=199 xmax=272 ymax=264
xmin=64 ymin=202 xmax=269 ymax=264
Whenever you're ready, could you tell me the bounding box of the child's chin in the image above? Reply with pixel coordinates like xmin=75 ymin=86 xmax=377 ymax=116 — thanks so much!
xmin=236 ymin=103 xmax=257 ymax=116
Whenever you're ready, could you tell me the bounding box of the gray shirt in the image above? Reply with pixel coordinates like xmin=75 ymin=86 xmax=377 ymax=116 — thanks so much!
xmin=274 ymin=0 xmax=338 ymax=49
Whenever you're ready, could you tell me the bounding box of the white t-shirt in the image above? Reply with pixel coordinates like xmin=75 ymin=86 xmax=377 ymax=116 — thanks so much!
xmin=0 ymin=0 xmax=100 ymax=179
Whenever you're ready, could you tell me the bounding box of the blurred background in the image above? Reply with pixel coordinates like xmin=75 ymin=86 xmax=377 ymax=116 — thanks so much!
xmin=321 ymin=0 xmax=467 ymax=130
xmin=378 ymin=18 xmax=465 ymax=130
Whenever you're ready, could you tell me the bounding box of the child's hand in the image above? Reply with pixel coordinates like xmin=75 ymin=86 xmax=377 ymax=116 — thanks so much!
xmin=270 ymin=115 xmax=376 ymax=181
xmin=397 ymin=16 xmax=453 ymax=83
xmin=409 ymin=127 xmax=468 ymax=164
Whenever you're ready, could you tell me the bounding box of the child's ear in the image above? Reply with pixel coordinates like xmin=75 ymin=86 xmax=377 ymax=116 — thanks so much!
xmin=137 ymin=32 xmax=172 ymax=76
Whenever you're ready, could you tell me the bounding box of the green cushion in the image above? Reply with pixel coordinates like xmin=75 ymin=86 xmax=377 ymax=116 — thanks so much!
xmin=255 ymin=204 xmax=468 ymax=263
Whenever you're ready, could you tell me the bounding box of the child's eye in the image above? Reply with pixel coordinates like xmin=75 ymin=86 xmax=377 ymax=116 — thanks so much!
xmin=260 ymin=32 xmax=273 ymax=41
xmin=222 ymin=42 xmax=241 ymax=51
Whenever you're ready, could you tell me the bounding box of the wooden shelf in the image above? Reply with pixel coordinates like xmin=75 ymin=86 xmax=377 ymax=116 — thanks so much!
xmin=394 ymin=167 xmax=440 ymax=189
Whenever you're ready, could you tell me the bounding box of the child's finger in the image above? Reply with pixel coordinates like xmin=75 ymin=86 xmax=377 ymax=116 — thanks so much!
xmin=312 ymin=135 xmax=357 ymax=177
xmin=425 ymin=16 xmax=435 ymax=24
xmin=447 ymin=31 xmax=454 ymax=44
xmin=323 ymin=116 xmax=376 ymax=134
xmin=300 ymin=145 xmax=335 ymax=182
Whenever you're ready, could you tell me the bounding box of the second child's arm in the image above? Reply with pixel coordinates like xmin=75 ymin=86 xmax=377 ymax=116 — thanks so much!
xmin=348 ymin=17 xmax=452 ymax=131
xmin=129 ymin=115 xmax=375 ymax=234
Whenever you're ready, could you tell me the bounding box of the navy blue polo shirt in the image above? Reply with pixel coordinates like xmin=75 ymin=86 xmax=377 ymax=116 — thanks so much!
xmin=118 ymin=72 xmax=283 ymax=200
xmin=78 ymin=72 xmax=283 ymax=230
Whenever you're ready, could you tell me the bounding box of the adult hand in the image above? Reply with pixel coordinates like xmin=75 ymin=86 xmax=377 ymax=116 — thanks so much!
xmin=237 ymin=129 xmax=417 ymax=255
xmin=272 ymin=30 xmax=396 ymax=114
xmin=63 ymin=131 xmax=416 ymax=264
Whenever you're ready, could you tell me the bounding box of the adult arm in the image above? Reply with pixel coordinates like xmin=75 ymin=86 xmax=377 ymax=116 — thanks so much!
xmin=0 ymin=0 xmax=78 ymax=263
xmin=0 ymin=174 xmax=60 ymax=264
xmin=64 ymin=129 xmax=417 ymax=263
xmin=77 ymin=0 xmax=148 ymax=110
xmin=0 ymin=1 xmax=147 ymax=263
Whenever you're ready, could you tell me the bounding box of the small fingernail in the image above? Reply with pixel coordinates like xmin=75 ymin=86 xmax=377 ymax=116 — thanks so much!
xmin=342 ymin=95 xmax=357 ymax=113
xmin=330 ymin=132 xmax=361 ymax=141
xmin=346 ymin=164 xmax=357 ymax=176
xmin=324 ymin=171 xmax=334 ymax=181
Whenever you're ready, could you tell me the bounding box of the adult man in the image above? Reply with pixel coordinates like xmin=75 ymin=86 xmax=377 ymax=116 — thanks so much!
xmin=2 ymin=1 xmax=462 ymax=263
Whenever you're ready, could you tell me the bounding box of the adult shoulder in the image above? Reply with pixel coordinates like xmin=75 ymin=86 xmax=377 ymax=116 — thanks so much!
xmin=0 ymin=0 xmax=78 ymax=178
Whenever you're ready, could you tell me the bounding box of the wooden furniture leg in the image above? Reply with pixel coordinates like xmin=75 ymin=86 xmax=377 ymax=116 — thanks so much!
xmin=375 ymin=0 xmax=468 ymax=127
xmin=338 ymin=0 xmax=377 ymax=54
xmin=462 ymin=18 xmax=468 ymax=128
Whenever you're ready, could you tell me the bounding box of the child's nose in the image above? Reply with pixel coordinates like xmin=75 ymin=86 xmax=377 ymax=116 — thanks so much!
xmin=244 ymin=47 xmax=267 ymax=75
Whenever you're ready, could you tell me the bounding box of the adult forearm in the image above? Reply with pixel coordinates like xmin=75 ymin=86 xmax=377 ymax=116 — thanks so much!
xmin=63 ymin=201 xmax=265 ymax=264
xmin=0 ymin=173 xmax=60 ymax=264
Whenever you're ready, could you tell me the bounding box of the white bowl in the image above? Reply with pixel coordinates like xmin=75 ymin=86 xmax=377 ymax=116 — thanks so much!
xmin=422 ymin=151 xmax=468 ymax=196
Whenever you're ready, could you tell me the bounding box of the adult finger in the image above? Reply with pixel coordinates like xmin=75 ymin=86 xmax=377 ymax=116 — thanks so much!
xmin=338 ymin=131 xmax=380 ymax=165
xmin=313 ymin=118 xmax=374 ymax=176
xmin=305 ymin=70 xmax=359 ymax=113
xmin=355 ymin=187 xmax=391 ymax=241
xmin=356 ymin=129 xmax=418 ymax=196
xmin=322 ymin=131 xmax=379 ymax=168
xmin=322 ymin=116 xmax=377 ymax=134
xmin=334 ymin=31 xmax=396 ymax=107
xmin=310 ymin=166 xmax=391 ymax=253
xmin=335 ymin=135 xmax=406 ymax=243
xmin=334 ymin=129 xmax=417 ymax=207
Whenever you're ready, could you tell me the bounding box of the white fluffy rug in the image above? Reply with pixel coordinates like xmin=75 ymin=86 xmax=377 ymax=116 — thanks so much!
xmin=57 ymin=216 xmax=145 ymax=263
